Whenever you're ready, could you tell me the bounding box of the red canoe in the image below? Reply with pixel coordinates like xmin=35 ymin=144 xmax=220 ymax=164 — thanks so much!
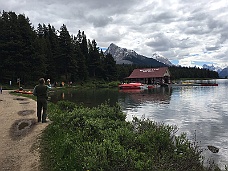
xmin=118 ymin=83 xmax=143 ymax=89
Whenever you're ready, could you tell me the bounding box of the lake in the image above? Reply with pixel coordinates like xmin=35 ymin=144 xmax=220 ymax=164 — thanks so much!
xmin=49 ymin=79 xmax=228 ymax=168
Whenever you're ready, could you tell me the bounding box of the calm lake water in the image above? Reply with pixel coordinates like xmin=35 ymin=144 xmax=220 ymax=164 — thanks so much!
xmin=49 ymin=79 xmax=228 ymax=168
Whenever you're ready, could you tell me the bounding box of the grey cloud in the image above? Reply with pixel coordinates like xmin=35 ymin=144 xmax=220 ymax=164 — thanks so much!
xmin=80 ymin=0 xmax=137 ymax=10
xmin=215 ymin=50 xmax=228 ymax=60
xmin=177 ymin=37 xmax=197 ymax=49
xmin=219 ymin=32 xmax=228 ymax=44
xmin=184 ymin=26 xmax=210 ymax=35
xmin=95 ymin=30 xmax=122 ymax=43
xmin=162 ymin=51 xmax=179 ymax=59
xmin=146 ymin=33 xmax=175 ymax=51
xmin=206 ymin=46 xmax=220 ymax=51
xmin=213 ymin=52 xmax=228 ymax=66
xmin=207 ymin=18 xmax=225 ymax=30
xmin=187 ymin=11 xmax=208 ymax=22
xmin=88 ymin=15 xmax=113 ymax=28
xmin=140 ymin=11 xmax=178 ymax=25
xmin=182 ymin=17 xmax=211 ymax=35
xmin=153 ymin=12 xmax=178 ymax=22
xmin=1 ymin=0 xmax=228 ymax=67
xmin=73 ymin=0 xmax=139 ymax=16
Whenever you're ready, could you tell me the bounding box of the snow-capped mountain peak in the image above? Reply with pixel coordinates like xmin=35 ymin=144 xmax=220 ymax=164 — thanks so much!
xmin=202 ymin=64 xmax=222 ymax=73
xmin=105 ymin=43 xmax=137 ymax=61
xmin=152 ymin=53 xmax=174 ymax=66
xmin=105 ymin=43 xmax=173 ymax=66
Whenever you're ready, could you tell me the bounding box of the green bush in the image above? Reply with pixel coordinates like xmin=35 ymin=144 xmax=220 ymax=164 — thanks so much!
xmin=40 ymin=101 xmax=221 ymax=171
xmin=108 ymin=81 xmax=121 ymax=87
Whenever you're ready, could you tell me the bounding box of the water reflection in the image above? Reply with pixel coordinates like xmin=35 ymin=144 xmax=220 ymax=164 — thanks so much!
xmin=123 ymin=80 xmax=228 ymax=168
xmin=118 ymin=87 xmax=172 ymax=121
xmin=49 ymin=88 xmax=120 ymax=107
xmin=50 ymin=87 xmax=173 ymax=108
xmin=49 ymin=79 xmax=228 ymax=168
xmin=119 ymin=87 xmax=172 ymax=104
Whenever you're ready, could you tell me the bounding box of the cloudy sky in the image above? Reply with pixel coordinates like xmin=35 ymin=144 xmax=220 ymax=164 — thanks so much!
xmin=1 ymin=0 xmax=228 ymax=68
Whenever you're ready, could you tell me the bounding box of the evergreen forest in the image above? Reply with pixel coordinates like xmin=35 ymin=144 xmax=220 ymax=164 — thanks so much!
xmin=0 ymin=11 xmax=219 ymax=86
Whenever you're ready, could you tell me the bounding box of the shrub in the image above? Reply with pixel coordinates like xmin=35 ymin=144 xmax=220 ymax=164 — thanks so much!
xmin=40 ymin=101 xmax=221 ymax=171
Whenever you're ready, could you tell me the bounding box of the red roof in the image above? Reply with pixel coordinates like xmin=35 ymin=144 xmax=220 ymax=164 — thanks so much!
xmin=127 ymin=67 xmax=170 ymax=79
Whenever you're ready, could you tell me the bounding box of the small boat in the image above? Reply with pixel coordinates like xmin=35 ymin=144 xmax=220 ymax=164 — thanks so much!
xmin=22 ymin=91 xmax=33 ymax=94
xmin=14 ymin=90 xmax=24 ymax=93
xmin=147 ymin=84 xmax=161 ymax=89
xmin=200 ymin=83 xmax=218 ymax=86
xmin=169 ymin=83 xmax=200 ymax=87
xmin=118 ymin=83 xmax=143 ymax=89
xmin=207 ymin=145 xmax=219 ymax=153
xmin=14 ymin=90 xmax=33 ymax=94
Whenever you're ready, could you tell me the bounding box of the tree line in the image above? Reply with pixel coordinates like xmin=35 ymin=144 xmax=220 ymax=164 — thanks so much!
xmin=0 ymin=11 xmax=219 ymax=85
xmin=0 ymin=11 xmax=118 ymax=85
xmin=168 ymin=66 xmax=219 ymax=80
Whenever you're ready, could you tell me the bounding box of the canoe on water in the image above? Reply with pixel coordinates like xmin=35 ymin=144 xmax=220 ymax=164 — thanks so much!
xmin=14 ymin=90 xmax=33 ymax=94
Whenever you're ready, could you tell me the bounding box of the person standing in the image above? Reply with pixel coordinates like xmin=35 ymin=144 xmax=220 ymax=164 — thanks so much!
xmin=47 ymin=79 xmax=51 ymax=88
xmin=0 ymin=86 xmax=2 ymax=94
xmin=33 ymin=78 xmax=49 ymax=123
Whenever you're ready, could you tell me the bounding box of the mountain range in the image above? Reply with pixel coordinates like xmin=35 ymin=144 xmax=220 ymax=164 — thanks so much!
xmin=203 ymin=64 xmax=228 ymax=78
xmin=104 ymin=43 xmax=228 ymax=78
xmin=104 ymin=43 xmax=172 ymax=67
xmin=218 ymin=67 xmax=228 ymax=78
xmin=202 ymin=64 xmax=222 ymax=73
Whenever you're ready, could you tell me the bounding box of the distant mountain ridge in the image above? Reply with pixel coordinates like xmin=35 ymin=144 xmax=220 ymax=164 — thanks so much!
xmin=202 ymin=64 xmax=222 ymax=73
xmin=219 ymin=67 xmax=228 ymax=78
xmin=104 ymin=43 xmax=173 ymax=67
xmin=202 ymin=64 xmax=228 ymax=78
xmin=104 ymin=43 xmax=228 ymax=77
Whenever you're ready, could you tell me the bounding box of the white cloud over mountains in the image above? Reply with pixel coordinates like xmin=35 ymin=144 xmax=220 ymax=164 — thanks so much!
xmin=1 ymin=0 xmax=228 ymax=68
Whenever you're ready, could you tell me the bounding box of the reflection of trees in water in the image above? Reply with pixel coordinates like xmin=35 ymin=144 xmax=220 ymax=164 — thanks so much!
xmin=118 ymin=87 xmax=172 ymax=111
xmin=49 ymin=87 xmax=172 ymax=108
xmin=50 ymin=89 xmax=120 ymax=107
xmin=120 ymin=87 xmax=172 ymax=104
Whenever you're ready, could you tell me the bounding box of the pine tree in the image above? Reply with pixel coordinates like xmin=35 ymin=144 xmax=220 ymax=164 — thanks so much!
xmin=80 ymin=31 xmax=89 ymax=67
xmin=45 ymin=24 xmax=61 ymax=81
xmin=32 ymin=23 xmax=48 ymax=80
xmin=72 ymin=35 xmax=88 ymax=81
xmin=88 ymin=39 xmax=100 ymax=77
xmin=0 ymin=11 xmax=19 ymax=82
xmin=103 ymin=53 xmax=117 ymax=81
xmin=0 ymin=11 xmax=37 ymax=83
xmin=58 ymin=24 xmax=78 ymax=81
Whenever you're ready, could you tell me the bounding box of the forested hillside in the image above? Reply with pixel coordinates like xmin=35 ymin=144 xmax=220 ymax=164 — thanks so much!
xmin=0 ymin=11 xmax=219 ymax=85
xmin=0 ymin=11 xmax=117 ymax=85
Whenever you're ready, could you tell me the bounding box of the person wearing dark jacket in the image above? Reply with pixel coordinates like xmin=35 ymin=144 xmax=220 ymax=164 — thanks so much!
xmin=33 ymin=78 xmax=49 ymax=123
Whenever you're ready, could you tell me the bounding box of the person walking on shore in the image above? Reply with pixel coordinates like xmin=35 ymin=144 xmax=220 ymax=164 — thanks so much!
xmin=33 ymin=78 xmax=49 ymax=123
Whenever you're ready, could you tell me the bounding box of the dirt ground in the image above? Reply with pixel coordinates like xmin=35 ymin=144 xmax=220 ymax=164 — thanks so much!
xmin=0 ymin=90 xmax=49 ymax=171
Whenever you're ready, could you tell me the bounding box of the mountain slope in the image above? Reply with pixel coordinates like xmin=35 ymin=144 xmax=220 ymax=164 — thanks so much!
xmin=219 ymin=67 xmax=228 ymax=78
xmin=152 ymin=53 xmax=173 ymax=66
xmin=202 ymin=64 xmax=222 ymax=73
xmin=104 ymin=43 xmax=170 ymax=67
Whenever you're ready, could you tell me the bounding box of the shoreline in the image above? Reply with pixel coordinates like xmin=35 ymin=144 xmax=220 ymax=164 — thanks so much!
xmin=0 ymin=90 xmax=48 ymax=171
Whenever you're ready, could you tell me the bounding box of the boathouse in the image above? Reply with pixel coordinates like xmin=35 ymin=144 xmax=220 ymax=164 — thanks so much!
xmin=126 ymin=67 xmax=171 ymax=85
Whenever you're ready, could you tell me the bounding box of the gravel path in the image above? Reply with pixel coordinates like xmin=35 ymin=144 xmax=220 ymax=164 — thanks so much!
xmin=0 ymin=90 xmax=49 ymax=171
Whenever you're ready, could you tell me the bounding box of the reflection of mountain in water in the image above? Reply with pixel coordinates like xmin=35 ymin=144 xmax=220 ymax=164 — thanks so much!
xmin=118 ymin=87 xmax=172 ymax=107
